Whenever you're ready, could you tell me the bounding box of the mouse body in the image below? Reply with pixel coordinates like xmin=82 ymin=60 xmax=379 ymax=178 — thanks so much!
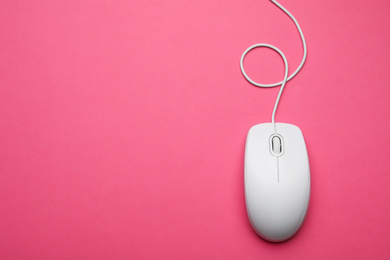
xmin=245 ymin=123 xmax=310 ymax=242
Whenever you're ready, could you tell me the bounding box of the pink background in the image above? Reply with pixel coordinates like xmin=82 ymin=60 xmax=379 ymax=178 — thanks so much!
xmin=1 ymin=0 xmax=390 ymax=259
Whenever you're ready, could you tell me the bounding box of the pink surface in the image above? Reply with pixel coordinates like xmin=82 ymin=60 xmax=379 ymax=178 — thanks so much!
xmin=1 ymin=0 xmax=390 ymax=259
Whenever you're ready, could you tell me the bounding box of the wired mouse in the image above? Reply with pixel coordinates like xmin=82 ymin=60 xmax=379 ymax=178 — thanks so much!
xmin=240 ymin=0 xmax=311 ymax=242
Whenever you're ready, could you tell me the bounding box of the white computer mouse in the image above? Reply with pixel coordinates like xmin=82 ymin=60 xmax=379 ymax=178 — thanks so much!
xmin=245 ymin=122 xmax=310 ymax=242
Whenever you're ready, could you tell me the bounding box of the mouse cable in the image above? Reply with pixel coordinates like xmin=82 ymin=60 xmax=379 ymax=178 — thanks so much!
xmin=240 ymin=0 xmax=307 ymax=124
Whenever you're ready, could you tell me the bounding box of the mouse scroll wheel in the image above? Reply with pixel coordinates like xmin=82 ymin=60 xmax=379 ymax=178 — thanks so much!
xmin=272 ymin=136 xmax=282 ymax=155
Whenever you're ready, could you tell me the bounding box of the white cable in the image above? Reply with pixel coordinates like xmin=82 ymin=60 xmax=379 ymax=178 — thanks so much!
xmin=240 ymin=0 xmax=307 ymax=124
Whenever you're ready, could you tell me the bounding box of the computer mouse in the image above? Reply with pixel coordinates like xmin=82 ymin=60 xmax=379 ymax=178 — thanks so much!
xmin=244 ymin=122 xmax=310 ymax=242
